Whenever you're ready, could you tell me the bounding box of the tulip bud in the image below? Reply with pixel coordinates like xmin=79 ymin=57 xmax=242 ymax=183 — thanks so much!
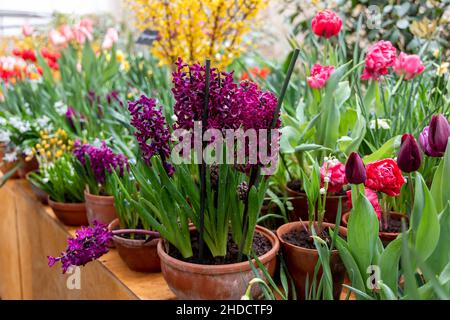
xmin=345 ymin=152 xmax=366 ymax=184
xmin=428 ymin=114 xmax=450 ymax=156
xmin=397 ymin=134 xmax=422 ymax=173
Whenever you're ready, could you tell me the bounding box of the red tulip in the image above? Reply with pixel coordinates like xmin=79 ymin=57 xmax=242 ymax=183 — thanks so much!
xmin=311 ymin=10 xmax=342 ymax=39
xmin=397 ymin=134 xmax=422 ymax=173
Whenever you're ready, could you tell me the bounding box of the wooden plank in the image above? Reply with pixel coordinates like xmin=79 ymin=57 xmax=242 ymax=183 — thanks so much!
xmin=0 ymin=179 xmax=23 ymax=299
xmin=12 ymin=179 xmax=175 ymax=300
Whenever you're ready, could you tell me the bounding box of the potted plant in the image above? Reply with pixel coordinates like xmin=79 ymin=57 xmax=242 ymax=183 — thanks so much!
xmin=277 ymin=159 xmax=347 ymax=300
xmin=281 ymin=62 xmax=352 ymax=223
xmin=0 ymin=115 xmax=47 ymax=181
xmin=121 ymin=54 xmax=299 ymax=299
xmin=28 ymin=153 xmax=88 ymax=226
xmin=107 ymin=168 xmax=161 ymax=272
xmin=72 ymin=140 xmax=128 ymax=226
xmin=25 ymin=128 xmax=73 ymax=204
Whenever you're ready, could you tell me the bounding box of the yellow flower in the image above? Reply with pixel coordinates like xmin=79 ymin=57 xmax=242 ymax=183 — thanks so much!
xmin=410 ymin=18 xmax=438 ymax=39
xmin=127 ymin=0 xmax=267 ymax=68
xmin=55 ymin=150 xmax=63 ymax=158
xmin=46 ymin=151 xmax=52 ymax=158
xmin=116 ymin=50 xmax=125 ymax=63
xmin=436 ymin=62 xmax=449 ymax=76
xmin=50 ymin=138 xmax=57 ymax=145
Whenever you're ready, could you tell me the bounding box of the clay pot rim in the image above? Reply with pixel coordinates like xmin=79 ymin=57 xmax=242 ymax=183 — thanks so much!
xmin=108 ymin=218 xmax=160 ymax=243
xmin=84 ymin=190 xmax=114 ymax=200
xmin=157 ymin=225 xmax=279 ymax=275
xmin=24 ymin=169 xmax=40 ymax=180
xmin=342 ymin=211 xmax=408 ymax=237
xmin=276 ymin=221 xmax=346 ymax=254
xmin=47 ymin=196 xmax=85 ymax=208
xmin=286 ymin=185 xmax=347 ymax=199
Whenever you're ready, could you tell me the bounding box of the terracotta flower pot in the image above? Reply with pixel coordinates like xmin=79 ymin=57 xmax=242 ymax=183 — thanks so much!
xmin=342 ymin=211 xmax=408 ymax=246
xmin=157 ymin=225 xmax=280 ymax=300
xmin=17 ymin=156 xmax=39 ymax=179
xmin=85 ymin=191 xmax=118 ymax=226
xmin=108 ymin=219 xmax=161 ymax=272
xmin=276 ymin=221 xmax=347 ymax=300
xmin=286 ymin=184 xmax=348 ymax=224
xmin=48 ymin=196 xmax=88 ymax=226
xmin=25 ymin=171 xmax=48 ymax=204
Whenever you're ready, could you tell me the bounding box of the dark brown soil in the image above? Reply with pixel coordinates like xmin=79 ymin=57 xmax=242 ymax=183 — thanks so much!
xmin=168 ymin=231 xmax=272 ymax=265
xmin=287 ymin=180 xmax=303 ymax=193
xmin=380 ymin=215 xmax=407 ymax=233
xmin=282 ymin=227 xmax=338 ymax=249
xmin=115 ymin=233 xmax=150 ymax=240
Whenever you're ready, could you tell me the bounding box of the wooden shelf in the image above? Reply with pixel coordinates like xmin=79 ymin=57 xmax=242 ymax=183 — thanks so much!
xmin=0 ymin=177 xmax=175 ymax=300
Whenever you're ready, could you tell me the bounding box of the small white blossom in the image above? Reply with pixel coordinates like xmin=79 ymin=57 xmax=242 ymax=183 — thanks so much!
xmin=36 ymin=116 xmax=51 ymax=129
xmin=0 ymin=117 xmax=7 ymax=126
xmin=324 ymin=176 xmax=330 ymax=183
xmin=320 ymin=187 xmax=326 ymax=195
xmin=3 ymin=151 xmax=17 ymax=163
xmin=23 ymin=147 xmax=33 ymax=156
xmin=9 ymin=117 xmax=31 ymax=133
xmin=54 ymin=101 xmax=68 ymax=115
xmin=0 ymin=130 xmax=11 ymax=143
xmin=369 ymin=119 xmax=390 ymax=130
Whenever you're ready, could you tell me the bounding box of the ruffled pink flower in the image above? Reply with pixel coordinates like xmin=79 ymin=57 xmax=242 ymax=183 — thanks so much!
xmin=102 ymin=28 xmax=119 ymax=49
xmin=393 ymin=52 xmax=425 ymax=80
xmin=307 ymin=64 xmax=334 ymax=89
xmin=311 ymin=10 xmax=342 ymax=39
xmin=320 ymin=159 xmax=347 ymax=193
xmin=361 ymin=40 xmax=397 ymax=81
xmin=346 ymin=188 xmax=382 ymax=220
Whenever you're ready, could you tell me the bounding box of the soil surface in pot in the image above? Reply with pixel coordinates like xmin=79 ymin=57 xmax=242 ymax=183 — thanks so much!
xmin=115 ymin=233 xmax=148 ymax=240
xmin=379 ymin=215 xmax=408 ymax=233
xmin=168 ymin=232 xmax=272 ymax=265
xmin=287 ymin=180 xmax=302 ymax=192
xmin=282 ymin=227 xmax=345 ymax=249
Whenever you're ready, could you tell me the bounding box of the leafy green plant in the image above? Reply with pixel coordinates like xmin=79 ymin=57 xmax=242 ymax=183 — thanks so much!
xmin=27 ymin=153 xmax=85 ymax=203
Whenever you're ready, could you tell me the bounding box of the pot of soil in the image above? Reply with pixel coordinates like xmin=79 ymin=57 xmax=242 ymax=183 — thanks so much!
xmin=276 ymin=221 xmax=346 ymax=300
xmin=25 ymin=171 xmax=48 ymax=204
xmin=157 ymin=225 xmax=279 ymax=300
xmin=108 ymin=219 xmax=161 ymax=272
xmin=48 ymin=196 xmax=88 ymax=226
xmin=17 ymin=156 xmax=39 ymax=179
xmin=85 ymin=191 xmax=118 ymax=226
xmin=342 ymin=211 xmax=408 ymax=246
xmin=286 ymin=180 xmax=348 ymax=224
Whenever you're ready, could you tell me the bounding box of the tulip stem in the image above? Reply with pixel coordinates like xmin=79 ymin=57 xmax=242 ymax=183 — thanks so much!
xmin=408 ymin=172 xmax=415 ymax=213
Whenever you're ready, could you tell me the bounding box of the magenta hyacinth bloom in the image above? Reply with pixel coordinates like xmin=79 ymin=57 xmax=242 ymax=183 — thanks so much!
xmin=48 ymin=221 xmax=112 ymax=273
xmin=128 ymin=95 xmax=174 ymax=176
xmin=73 ymin=140 xmax=128 ymax=184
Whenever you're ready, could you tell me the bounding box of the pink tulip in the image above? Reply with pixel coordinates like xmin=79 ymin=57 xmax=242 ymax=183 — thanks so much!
xmin=60 ymin=25 xmax=74 ymax=42
xmin=307 ymin=63 xmax=335 ymax=89
xmin=49 ymin=30 xmax=67 ymax=47
xmin=22 ymin=23 xmax=34 ymax=37
xmin=361 ymin=40 xmax=396 ymax=81
xmin=102 ymin=28 xmax=119 ymax=49
xmin=393 ymin=52 xmax=425 ymax=80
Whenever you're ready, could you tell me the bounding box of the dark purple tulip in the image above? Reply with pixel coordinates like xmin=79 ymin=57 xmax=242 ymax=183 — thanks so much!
xmin=419 ymin=126 xmax=440 ymax=157
xmin=429 ymin=114 xmax=450 ymax=156
xmin=397 ymin=134 xmax=422 ymax=173
xmin=345 ymin=152 xmax=366 ymax=184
